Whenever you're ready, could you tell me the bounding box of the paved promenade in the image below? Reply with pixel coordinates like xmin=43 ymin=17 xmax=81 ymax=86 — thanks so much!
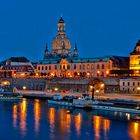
xmin=17 ymin=90 xmax=140 ymax=102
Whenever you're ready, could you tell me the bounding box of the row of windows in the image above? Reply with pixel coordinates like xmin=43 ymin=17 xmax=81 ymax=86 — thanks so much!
xmin=38 ymin=64 xmax=95 ymax=71
xmin=37 ymin=63 xmax=111 ymax=71
xmin=122 ymin=82 xmax=140 ymax=86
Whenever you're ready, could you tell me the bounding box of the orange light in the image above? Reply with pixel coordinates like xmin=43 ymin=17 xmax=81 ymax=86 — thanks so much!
xmin=97 ymin=71 xmax=100 ymax=74
xmin=106 ymin=70 xmax=109 ymax=74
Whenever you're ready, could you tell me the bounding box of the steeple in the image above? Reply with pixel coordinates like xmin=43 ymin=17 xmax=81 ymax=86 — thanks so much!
xmin=73 ymin=43 xmax=79 ymax=57
xmin=58 ymin=17 xmax=65 ymax=35
xmin=43 ymin=43 xmax=50 ymax=59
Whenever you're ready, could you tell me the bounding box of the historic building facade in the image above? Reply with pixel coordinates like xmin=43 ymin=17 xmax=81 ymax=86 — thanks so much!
xmin=36 ymin=17 xmax=129 ymax=78
xmin=129 ymin=40 xmax=140 ymax=76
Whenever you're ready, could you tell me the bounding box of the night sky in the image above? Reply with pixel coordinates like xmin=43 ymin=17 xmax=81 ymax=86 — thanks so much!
xmin=0 ymin=0 xmax=140 ymax=61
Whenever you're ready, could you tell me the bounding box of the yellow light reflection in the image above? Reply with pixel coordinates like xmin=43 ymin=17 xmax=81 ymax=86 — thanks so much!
xmin=75 ymin=113 xmax=82 ymax=136
xmin=103 ymin=119 xmax=110 ymax=136
xmin=128 ymin=122 xmax=140 ymax=140
xmin=20 ymin=99 xmax=27 ymax=136
xmin=34 ymin=99 xmax=40 ymax=133
xmin=93 ymin=116 xmax=101 ymax=139
xmin=49 ymin=108 xmax=55 ymax=131
xmin=13 ymin=105 xmax=18 ymax=128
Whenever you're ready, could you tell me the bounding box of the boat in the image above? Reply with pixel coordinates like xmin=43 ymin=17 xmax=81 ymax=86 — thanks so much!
xmin=0 ymin=85 xmax=22 ymax=100
xmin=0 ymin=92 xmax=23 ymax=100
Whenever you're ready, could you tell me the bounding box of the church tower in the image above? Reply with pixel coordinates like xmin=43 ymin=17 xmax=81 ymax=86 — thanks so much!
xmin=73 ymin=43 xmax=79 ymax=57
xmin=130 ymin=40 xmax=140 ymax=70
xmin=52 ymin=17 xmax=71 ymax=56
xmin=43 ymin=43 xmax=50 ymax=59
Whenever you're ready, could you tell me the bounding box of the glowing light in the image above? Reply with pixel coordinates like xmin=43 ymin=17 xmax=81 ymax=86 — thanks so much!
xmin=87 ymin=72 xmax=90 ymax=76
xmin=22 ymin=86 xmax=26 ymax=90
xmin=97 ymin=71 xmax=100 ymax=74
xmin=20 ymin=73 xmax=25 ymax=76
xmin=95 ymin=90 xmax=99 ymax=93
xmin=106 ymin=70 xmax=109 ymax=74
xmin=100 ymin=84 xmax=104 ymax=88
xmin=137 ymin=87 xmax=140 ymax=90
xmin=51 ymin=73 xmax=54 ymax=76
xmin=54 ymin=87 xmax=58 ymax=91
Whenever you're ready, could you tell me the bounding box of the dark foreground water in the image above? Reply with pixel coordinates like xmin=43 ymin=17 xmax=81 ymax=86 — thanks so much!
xmin=0 ymin=99 xmax=140 ymax=140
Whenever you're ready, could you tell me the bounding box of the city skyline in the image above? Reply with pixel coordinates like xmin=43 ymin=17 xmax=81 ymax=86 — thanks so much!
xmin=0 ymin=0 xmax=140 ymax=61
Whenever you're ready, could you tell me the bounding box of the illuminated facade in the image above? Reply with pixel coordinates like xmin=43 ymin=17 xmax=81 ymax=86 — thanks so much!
xmin=37 ymin=17 xmax=129 ymax=78
xmin=130 ymin=40 xmax=140 ymax=75
xmin=0 ymin=57 xmax=35 ymax=78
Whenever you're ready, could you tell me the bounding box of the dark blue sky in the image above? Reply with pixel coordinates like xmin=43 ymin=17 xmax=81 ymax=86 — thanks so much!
xmin=0 ymin=0 xmax=140 ymax=61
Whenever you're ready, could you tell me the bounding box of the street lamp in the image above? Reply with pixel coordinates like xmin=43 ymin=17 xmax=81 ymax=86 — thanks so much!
xmin=90 ymin=85 xmax=94 ymax=100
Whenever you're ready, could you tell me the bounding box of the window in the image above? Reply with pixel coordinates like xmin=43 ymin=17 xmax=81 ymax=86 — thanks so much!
xmin=102 ymin=64 xmax=104 ymax=69
xmin=42 ymin=66 xmax=44 ymax=70
xmin=63 ymin=65 xmax=65 ymax=69
xmin=133 ymin=82 xmax=135 ymax=86
xmin=123 ymin=82 xmax=125 ymax=86
xmin=67 ymin=65 xmax=70 ymax=69
xmin=45 ymin=66 xmax=47 ymax=70
xmin=97 ymin=64 xmax=100 ymax=69
xmin=91 ymin=64 xmax=94 ymax=70
xmin=49 ymin=66 xmax=51 ymax=70
xmin=83 ymin=64 xmax=85 ymax=70
xmin=74 ymin=64 xmax=76 ymax=69
xmin=87 ymin=64 xmax=90 ymax=69
xmin=128 ymin=82 xmax=130 ymax=86
xmin=55 ymin=65 xmax=57 ymax=70
xmin=37 ymin=66 xmax=40 ymax=70
xmin=79 ymin=65 xmax=81 ymax=70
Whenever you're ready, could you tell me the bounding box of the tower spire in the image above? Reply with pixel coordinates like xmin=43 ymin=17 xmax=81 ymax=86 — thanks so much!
xmin=58 ymin=17 xmax=65 ymax=35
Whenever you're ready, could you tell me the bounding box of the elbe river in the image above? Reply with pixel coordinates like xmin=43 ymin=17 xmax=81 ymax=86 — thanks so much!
xmin=0 ymin=99 xmax=140 ymax=140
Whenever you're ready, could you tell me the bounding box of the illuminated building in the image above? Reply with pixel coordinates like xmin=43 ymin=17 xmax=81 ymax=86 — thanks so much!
xmin=37 ymin=17 xmax=129 ymax=78
xmin=0 ymin=57 xmax=35 ymax=77
xmin=130 ymin=40 xmax=140 ymax=76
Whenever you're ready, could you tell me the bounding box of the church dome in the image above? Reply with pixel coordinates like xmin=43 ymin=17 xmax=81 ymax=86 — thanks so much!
xmin=52 ymin=17 xmax=71 ymax=55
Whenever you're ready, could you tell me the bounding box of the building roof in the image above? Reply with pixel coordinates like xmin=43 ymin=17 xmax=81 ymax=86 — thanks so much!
xmin=6 ymin=57 xmax=30 ymax=63
xmin=38 ymin=56 xmax=129 ymax=68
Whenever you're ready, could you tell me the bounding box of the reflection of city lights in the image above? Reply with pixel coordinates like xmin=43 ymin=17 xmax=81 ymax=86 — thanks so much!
xmin=128 ymin=122 xmax=140 ymax=140
xmin=93 ymin=116 xmax=101 ymax=138
xmin=13 ymin=105 xmax=18 ymax=128
xmin=49 ymin=108 xmax=55 ymax=131
xmin=34 ymin=99 xmax=40 ymax=133
xmin=20 ymin=99 xmax=27 ymax=136
xmin=75 ymin=113 xmax=82 ymax=136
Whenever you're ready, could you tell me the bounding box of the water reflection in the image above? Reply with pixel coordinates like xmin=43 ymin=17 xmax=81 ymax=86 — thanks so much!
xmin=10 ymin=99 xmax=140 ymax=140
xmin=48 ymin=108 xmax=55 ymax=132
xmin=74 ymin=113 xmax=82 ymax=136
xmin=128 ymin=122 xmax=140 ymax=140
xmin=13 ymin=104 xmax=18 ymax=128
xmin=93 ymin=116 xmax=110 ymax=140
xmin=20 ymin=99 xmax=27 ymax=136
xmin=34 ymin=99 xmax=41 ymax=133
